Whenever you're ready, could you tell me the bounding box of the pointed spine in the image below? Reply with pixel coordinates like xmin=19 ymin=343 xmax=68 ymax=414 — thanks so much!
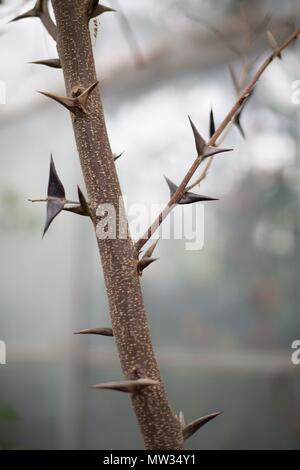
xmin=183 ymin=412 xmax=222 ymax=440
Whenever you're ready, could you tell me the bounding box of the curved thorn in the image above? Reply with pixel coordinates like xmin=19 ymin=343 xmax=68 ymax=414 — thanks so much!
xmin=74 ymin=327 xmax=113 ymax=337
xmin=137 ymin=257 xmax=158 ymax=275
xmin=183 ymin=412 xmax=223 ymax=441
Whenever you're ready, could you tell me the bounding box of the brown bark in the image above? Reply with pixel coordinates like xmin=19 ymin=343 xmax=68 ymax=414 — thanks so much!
xmin=51 ymin=0 xmax=184 ymax=449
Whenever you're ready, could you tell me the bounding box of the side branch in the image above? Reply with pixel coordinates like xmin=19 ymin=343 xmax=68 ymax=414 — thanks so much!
xmin=135 ymin=26 xmax=300 ymax=252
xmin=40 ymin=0 xmax=57 ymax=41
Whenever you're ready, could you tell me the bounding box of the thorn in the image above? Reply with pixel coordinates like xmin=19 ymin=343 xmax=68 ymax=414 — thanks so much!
xmin=90 ymin=378 xmax=159 ymax=394
xmin=234 ymin=110 xmax=246 ymax=139
xmin=38 ymin=81 xmax=98 ymax=114
xmin=183 ymin=412 xmax=223 ymax=441
xmin=30 ymin=58 xmax=61 ymax=69
xmin=267 ymin=31 xmax=282 ymax=59
xmin=142 ymin=240 xmax=159 ymax=260
xmin=88 ymin=1 xmax=116 ymax=19
xmin=77 ymin=186 xmax=91 ymax=216
xmin=188 ymin=116 xmax=232 ymax=158
xmin=114 ymin=151 xmax=124 ymax=162
xmin=165 ymin=176 xmax=218 ymax=205
xmin=179 ymin=411 xmax=186 ymax=427
xmin=137 ymin=257 xmax=158 ymax=276
xmin=209 ymin=108 xmax=215 ymax=138
xmin=74 ymin=327 xmax=113 ymax=336
xmin=75 ymin=81 xmax=99 ymax=113
xmin=188 ymin=116 xmax=206 ymax=156
xmin=203 ymin=146 xmax=233 ymax=159
xmin=9 ymin=0 xmax=43 ymax=23
xmin=43 ymin=155 xmax=66 ymax=237
xmin=38 ymin=90 xmax=77 ymax=113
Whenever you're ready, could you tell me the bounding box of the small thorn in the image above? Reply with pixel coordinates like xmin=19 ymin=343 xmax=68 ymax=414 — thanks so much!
xmin=234 ymin=111 xmax=246 ymax=139
xmin=188 ymin=116 xmax=206 ymax=157
xmin=267 ymin=31 xmax=282 ymax=59
xmin=89 ymin=1 xmax=116 ymax=19
xmin=30 ymin=58 xmax=61 ymax=69
xmin=90 ymin=378 xmax=159 ymax=394
xmin=74 ymin=327 xmax=113 ymax=336
xmin=114 ymin=151 xmax=124 ymax=162
xmin=183 ymin=412 xmax=223 ymax=441
xmin=165 ymin=176 xmax=218 ymax=205
xmin=43 ymin=154 xmax=66 ymax=237
xmin=137 ymin=257 xmax=158 ymax=275
xmin=209 ymin=108 xmax=215 ymax=138
xmin=76 ymin=81 xmax=99 ymax=112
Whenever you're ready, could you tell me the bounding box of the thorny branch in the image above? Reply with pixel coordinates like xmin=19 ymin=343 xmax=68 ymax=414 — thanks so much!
xmin=135 ymin=26 xmax=300 ymax=252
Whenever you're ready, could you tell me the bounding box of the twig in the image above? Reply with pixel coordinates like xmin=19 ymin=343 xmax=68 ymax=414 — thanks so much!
xmin=135 ymin=27 xmax=300 ymax=252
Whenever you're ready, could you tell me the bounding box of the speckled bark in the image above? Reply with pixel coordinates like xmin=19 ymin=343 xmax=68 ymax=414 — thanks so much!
xmin=51 ymin=0 xmax=184 ymax=450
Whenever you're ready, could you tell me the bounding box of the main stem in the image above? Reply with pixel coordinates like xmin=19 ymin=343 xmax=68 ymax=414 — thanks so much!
xmin=51 ymin=0 xmax=184 ymax=449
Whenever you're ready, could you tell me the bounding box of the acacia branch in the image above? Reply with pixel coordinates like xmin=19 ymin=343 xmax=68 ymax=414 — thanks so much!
xmin=135 ymin=26 xmax=300 ymax=252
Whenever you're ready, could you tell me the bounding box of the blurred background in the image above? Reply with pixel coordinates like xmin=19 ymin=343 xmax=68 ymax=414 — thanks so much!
xmin=0 ymin=0 xmax=300 ymax=450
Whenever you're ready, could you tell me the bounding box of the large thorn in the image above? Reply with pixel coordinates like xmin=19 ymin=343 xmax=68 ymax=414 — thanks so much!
xmin=188 ymin=116 xmax=232 ymax=159
xmin=38 ymin=90 xmax=77 ymax=113
xmin=90 ymin=378 xmax=159 ymax=394
xmin=88 ymin=1 xmax=116 ymax=19
xmin=137 ymin=257 xmax=158 ymax=276
xmin=30 ymin=58 xmax=61 ymax=69
xmin=267 ymin=31 xmax=282 ymax=59
xmin=142 ymin=240 xmax=159 ymax=259
xmin=38 ymin=81 xmax=99 ymax=114
xmin=165 ymin=176 xmax=218 ymax=205
xmin=74 ymin=327 xmax=113 ymax=336
xmin=9 ymin=0 xmax=43 ymax=23
xmin=209 ymin=108 xmax=216 ymax=139
xmin=183 ymin=412 xmax=222 ymax=440
xmin=188 ymin=115 xmax=206 ymax=156
xmin=43 ymin=155 xmax=66 ymax=237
